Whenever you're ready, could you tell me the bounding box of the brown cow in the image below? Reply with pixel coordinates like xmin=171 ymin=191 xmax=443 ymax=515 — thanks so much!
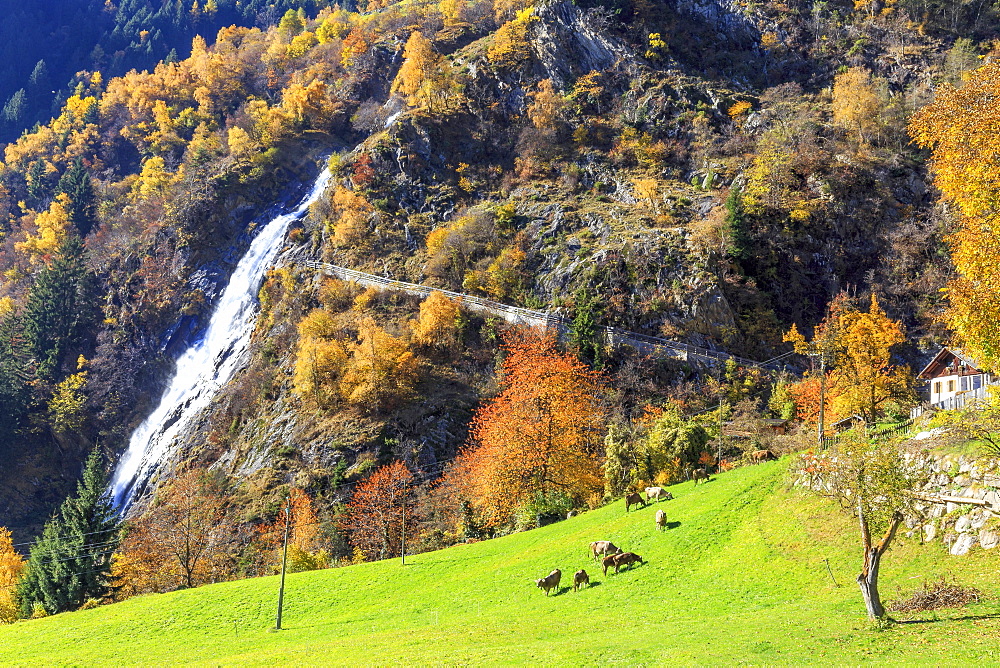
xmin=589 ymin=541 xmax=622 ymax=561
xmin=611 ymin=552 xmax=645 ymax=573
xmin=625 ymin=492 xmax=646 ymax=512
xmin=601 ymin=553 xmax=619 ymax=576
xmin=535 ymin=569 xmax=561 ymax=595
xmin=751 ymin=449 xmax=776 ymax=464
xmin=692 ymin=468 xmax=710 ymax=485
xmin=573 ymin=569 xmax=590 ymax=592
xmin=655 ymin=509 xmax=666 ymax=531
xmin=645 ymin=486 xmax=673 ymax=502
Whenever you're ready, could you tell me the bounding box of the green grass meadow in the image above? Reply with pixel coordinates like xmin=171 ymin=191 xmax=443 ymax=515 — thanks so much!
xmin=3 ymin=460 xmax=1000 ymax=665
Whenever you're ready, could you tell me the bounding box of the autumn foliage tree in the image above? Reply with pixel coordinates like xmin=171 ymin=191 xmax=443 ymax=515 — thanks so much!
xmin=832 ymin=67 xmax=884 ymax=145
xmin=445 ymin=328 xmax=605 ymax=527
xmin=0 ymin=528 xmax=24 ymax=623
xmin=410 ymin=291 xmax=461 ymax=351
xmin=829 ymin=295 xmax=914 ymax=423
xmin=910 ymin=62 xmax=1000 ymax=371
xmin=341 ymin=461 xmax=413 ymax=562
xmin=126 ymin=469 xmax=232 ymax=591
xmin=256 ymin=488 xmax=328 ymax=573
xmin=786 ymin=294 xmax=912 ymax=424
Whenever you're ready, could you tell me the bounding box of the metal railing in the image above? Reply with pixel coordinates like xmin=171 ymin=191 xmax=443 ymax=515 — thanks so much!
xmin=910 ymin=384 xmax=997 ymax=419
xmin=300 ymin=260 xmax=792 ymax=372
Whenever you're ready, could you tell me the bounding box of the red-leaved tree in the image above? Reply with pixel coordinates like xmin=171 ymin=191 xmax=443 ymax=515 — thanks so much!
xmin=341 ymin=461 xmax=413 ymax=562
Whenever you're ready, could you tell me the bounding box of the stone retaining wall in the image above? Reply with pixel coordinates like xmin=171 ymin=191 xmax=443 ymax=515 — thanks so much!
xmin=907 ymin=454 xmax=1000 ymax=556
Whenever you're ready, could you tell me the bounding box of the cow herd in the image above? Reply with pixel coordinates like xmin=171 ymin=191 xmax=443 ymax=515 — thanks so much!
xmin=534 ymin=487 xmax=678 ymax=596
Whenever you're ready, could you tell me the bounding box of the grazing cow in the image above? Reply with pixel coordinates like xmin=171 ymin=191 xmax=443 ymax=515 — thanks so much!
xmin=625 ymin=492 xmax=645 ymax=512
xmin=692 ymin=468 xmax=710 ymax=485
xmin=655 ymin=509 xmax=667 ymax=531
xmin=645 ymin=486 xmax=673 ymax=502
xmin=611 ymin=552 xmax=645 ymax=573
xmin=589 ymin=541 xmax=622 ymax=561
xmin=573 ymin=569 xmax=590 ymax=592
xmin=535 ymin=569 xmax=561 ymax=596
xmin=751 ymin=449 xmax=776 ymax=464
xmin=601 ymin=553 xmax=619 ymax=576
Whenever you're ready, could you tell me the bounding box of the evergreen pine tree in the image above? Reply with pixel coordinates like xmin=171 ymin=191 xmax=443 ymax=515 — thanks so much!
xmin=0 ymin=314 xmax=33 ymax=445
xmin=18 ymin=448 xmax=121 ymax=616
xmin=2 ymin=89 xmax=26 ymax=128
xmin=26 ymin=158 xmax=51 ymax=208
xmin=56 ymin=158 xmax=97 ymax=236
xmin=23 ymin=236 xmax=98 ymax=380
xmin=724 ymin=186 xmax=750 ymax=266
xmin=570 ymin=289 xmax=604 ymax=367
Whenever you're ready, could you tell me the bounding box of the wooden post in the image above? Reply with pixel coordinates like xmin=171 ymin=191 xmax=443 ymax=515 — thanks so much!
xmin=817 ymin=355 xmax=827 ymax=448
xmin=275 ymin=500 xmax=290 ymax=630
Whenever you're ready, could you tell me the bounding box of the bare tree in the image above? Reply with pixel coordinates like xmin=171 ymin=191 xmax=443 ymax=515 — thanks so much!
xmin=145 ymin=469 xmax=231 ymax=589
xmin=799 ymin=436 xmax=927 ymax=619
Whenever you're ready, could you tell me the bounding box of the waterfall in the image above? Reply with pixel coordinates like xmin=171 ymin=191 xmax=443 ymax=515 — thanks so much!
xmin=109 ymin=167 xmax=332 ymax=511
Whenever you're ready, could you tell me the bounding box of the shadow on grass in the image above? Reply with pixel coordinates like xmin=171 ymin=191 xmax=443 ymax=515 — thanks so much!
xmin=607 ymin=562 xmax=647 ymax=576
xmin=894 ymin=612 xmax=1000 ymax=626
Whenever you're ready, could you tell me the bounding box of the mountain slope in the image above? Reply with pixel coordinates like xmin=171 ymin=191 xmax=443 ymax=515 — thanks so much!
xmin=2 ymin=460 xmax=998 ymax=665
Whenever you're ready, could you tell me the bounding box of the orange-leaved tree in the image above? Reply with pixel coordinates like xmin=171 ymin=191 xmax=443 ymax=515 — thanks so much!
xmin=341 ymin=461 xmax=413 ymax=562
xmin=129 ymin=469 xmax=232 ymax=590
xmin=910 ymin=61 xmax=1000 ymax=371
xmin=0 ymin=527 xmax=24 ymax=623
xmin=787 ymin=375 xmax=840 ymax=425
xmin=448 ymin=328 xmax=605 ymax=527
xmin=256 ymin=488 xmax=328 ymax=573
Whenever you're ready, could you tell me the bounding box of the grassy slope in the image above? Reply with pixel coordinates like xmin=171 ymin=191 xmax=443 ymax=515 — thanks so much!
xmin=3 ymin=461 xmax=1000 ymax=665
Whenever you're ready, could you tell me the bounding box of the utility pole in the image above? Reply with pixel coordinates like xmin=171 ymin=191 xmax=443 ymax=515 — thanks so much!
xmin=275 ymin=499 xmax=291 ymax=631
xmin=401 ymin=479 xmax=406 ymax=566
xmin=816 ymin=354 xmax=827 ymax=449
xmin=717 ymin=362 xmax=725 ymax=474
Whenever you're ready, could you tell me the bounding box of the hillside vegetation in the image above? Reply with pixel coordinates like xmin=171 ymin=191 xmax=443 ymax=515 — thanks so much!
xmin=2 ymin=461 xmax=999 ymax=665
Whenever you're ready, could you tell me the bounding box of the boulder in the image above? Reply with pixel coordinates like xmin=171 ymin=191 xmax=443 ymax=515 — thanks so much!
xmin=950 ymin=533 xmax=977 ymax=556
xmin=923 ymin=523 xmax=937 ymax=543
xmin=980 ymin=530 xmax=1000 ymax=549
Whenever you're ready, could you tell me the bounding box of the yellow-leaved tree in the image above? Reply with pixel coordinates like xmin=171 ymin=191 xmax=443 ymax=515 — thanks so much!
xmin=830 ymin=295 xmax=913 ymax=423
xmin=328 ymin=186 xmax=374 ymax=246
xmin=339 ymin=318 xmax=420 ymax=412
xmin=786 ymin=293 xmax=913 ymax=424
xmin=0 ymin=527 xmax=25 ymax=623
xmin=293 ymin=308 xmax=348 ymax=407
xmin=15 ymin=194 xmax=73 ymax=264
xmin=391 ymin=31 xmax=463 ymax=112
xmin=910 ymin=62 xmax=1000 ymax=371
xmin=832 ymin=67 xmax=885 ymax=145
xmin=410 ymin=291 xmax=461 ymax=351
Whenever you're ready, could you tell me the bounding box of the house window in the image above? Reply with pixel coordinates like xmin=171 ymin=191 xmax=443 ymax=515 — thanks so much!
xmin=975 ymin=375 xmax=983 ymax=390
xmin=961 ymin=376 xmax=969 ymax=391
xmin=934 ymin=382 xmax=941 ymax=395
xmin=948 ymin=380 xmax=956 ymax=393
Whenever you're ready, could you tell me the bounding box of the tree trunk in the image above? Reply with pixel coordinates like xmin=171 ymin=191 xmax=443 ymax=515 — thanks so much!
xmin=857 ymin=546 xmax=885 ymax=619
xmin=855 ymin=507 xmax=903 ymax=619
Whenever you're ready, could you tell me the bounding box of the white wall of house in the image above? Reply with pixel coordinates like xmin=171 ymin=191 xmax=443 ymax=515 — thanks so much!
xmin=929 ymin=373 xmax=990 ymax=405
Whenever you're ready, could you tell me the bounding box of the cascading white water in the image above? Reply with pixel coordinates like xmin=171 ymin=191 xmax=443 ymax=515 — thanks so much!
xmin=110 ymin=167 xmax=332 ymax=511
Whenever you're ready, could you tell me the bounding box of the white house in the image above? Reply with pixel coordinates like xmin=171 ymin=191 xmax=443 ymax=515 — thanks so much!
xmin=918 ymin=347 xmax=992 ymax=408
